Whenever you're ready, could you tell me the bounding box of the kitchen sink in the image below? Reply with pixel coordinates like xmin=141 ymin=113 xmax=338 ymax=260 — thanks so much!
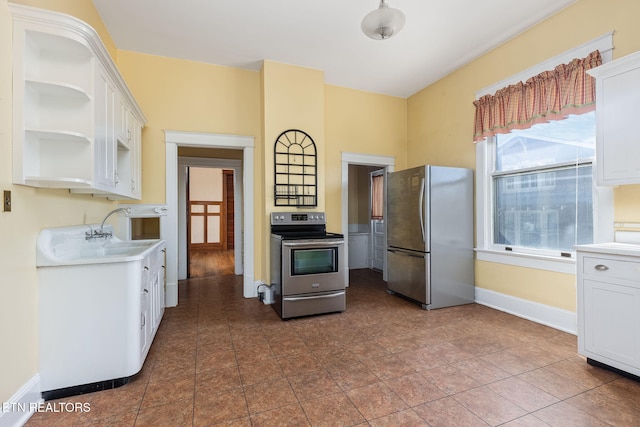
xmin=70 ymin=243 xmax=155 ymax=259
xmin=36 ymin=224 xmax=163 ymax=266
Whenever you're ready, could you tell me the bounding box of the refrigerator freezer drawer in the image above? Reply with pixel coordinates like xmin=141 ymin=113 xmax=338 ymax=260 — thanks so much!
xmin=387 ymin=248 xmax=430 ymax=306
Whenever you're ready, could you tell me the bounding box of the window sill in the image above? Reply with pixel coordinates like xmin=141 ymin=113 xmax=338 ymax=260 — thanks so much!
xmin=475 ymin=248 xmax=576 ymax=274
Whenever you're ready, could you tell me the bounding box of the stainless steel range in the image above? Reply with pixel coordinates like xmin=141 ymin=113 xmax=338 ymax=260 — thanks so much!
xmin=270 ymin=212 xmax=346 ymax=319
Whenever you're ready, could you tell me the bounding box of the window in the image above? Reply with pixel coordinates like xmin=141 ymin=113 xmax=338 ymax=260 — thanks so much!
xmin=492 ymin=112 xmax=595 ymax=254
xmin=474 ymin=35 xmax=614 ymax=273
xmin=476 ymin=110 xmax=613 ymax=273
xmin=371 ymin=173 xmax=384 ymax=220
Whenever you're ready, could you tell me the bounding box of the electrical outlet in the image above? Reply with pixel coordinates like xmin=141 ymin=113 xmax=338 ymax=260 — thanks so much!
xmin=3 ymin=190 xmax=10 ymax=212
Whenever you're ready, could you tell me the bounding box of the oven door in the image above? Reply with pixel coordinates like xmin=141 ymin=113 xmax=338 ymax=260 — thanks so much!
xmin=281 ymin=239 xmax=345 ymax=296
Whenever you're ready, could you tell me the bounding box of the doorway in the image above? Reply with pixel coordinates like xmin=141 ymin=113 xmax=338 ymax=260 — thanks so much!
xmin=164 ymin=130 xmax=255 ymax=307
xmin=341 ymin=152 xmax=395 ymax=284
xmin=178 ymin=156 xmax=242 ymax=280
xmin=187 ymin=167 xmax=235 ymax=277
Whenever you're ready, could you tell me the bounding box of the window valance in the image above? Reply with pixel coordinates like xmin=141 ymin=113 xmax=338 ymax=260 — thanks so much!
xmin=473 ymin=50 xmax=602 ymax=142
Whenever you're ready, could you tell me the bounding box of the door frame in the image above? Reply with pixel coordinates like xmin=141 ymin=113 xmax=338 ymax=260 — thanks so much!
xmin=341 ymin=152 xmax=395 ymax=283
xmin=165 ymin=131 xmax=255 ymax=307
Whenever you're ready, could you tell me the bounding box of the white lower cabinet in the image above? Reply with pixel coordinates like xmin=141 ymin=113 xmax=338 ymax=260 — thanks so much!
xmin=577 ymin=245 xmax=640 ymax=377
xmin=348 ymin=234 xmax=369 ymax=269
xmin=38 ymin=241 xmax=166 ymax=398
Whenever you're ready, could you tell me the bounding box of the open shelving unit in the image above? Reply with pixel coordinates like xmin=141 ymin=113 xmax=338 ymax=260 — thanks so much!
xmin=10 ymin=3 xmax=147 ymax=199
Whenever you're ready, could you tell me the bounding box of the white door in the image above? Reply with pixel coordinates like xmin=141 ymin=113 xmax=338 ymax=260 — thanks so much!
xmin=370 ymin=170 xmax=385 ymax=271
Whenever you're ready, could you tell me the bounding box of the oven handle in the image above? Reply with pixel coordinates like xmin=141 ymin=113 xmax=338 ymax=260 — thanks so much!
xmin=282 ymin=240 xmax=344 ymax=248
xmin=284 ymin=291 xmax=345 ymax=302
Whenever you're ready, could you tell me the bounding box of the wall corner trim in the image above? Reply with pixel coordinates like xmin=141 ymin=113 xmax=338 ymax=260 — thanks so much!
xmin=0 ymin=374 xmax=42 ymax=427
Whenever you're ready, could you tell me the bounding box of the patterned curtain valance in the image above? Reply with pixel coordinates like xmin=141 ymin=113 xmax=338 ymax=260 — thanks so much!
xmin=473 ymin=50 xmax=602 ymax=142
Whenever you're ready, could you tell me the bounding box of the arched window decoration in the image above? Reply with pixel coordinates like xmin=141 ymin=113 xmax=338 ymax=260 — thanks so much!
xmin=273 ymin=129 xmax=317 ymax=207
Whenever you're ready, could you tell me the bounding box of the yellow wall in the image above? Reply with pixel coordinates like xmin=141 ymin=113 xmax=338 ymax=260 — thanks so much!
xmin=325 ymin=85 xmax=407 ymax=231
xmin=407 ymin=0 xmax=640 ymax=312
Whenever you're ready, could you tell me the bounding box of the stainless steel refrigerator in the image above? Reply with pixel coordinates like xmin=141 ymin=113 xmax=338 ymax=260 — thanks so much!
xmin=387 ymin=165 xmax=474 ymax=309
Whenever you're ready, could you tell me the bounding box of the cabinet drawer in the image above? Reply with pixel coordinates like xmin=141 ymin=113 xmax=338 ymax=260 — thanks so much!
xmin=582 ymin=256 xmax=640 ymax=282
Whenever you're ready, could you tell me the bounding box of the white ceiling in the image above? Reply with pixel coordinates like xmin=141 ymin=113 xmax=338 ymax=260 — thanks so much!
xmin=91 ymin=0 xmax=576 ymax=98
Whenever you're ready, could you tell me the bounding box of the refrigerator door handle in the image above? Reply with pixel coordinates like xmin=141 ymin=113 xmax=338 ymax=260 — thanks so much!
xmin=388 ymin=248 xmax=426 ymax=259
xmin=418 ymin=177 xmax=425 ymax=243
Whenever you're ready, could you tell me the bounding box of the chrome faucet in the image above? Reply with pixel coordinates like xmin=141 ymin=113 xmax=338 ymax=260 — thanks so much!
xmin=85 ymin=207 xmax=131 ymax=240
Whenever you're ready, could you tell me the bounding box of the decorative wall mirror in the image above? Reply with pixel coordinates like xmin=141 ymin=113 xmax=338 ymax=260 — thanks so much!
xmin=273 ymin=129 xmax=317 ymax=207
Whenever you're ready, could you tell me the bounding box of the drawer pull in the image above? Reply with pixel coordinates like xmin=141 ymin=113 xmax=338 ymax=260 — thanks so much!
xmin=594 ymin=264 xmax=609 ymax=271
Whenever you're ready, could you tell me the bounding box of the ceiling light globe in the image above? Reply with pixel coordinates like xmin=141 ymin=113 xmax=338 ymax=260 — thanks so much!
xmin=361 ymin=1 xmax=406 ymax=40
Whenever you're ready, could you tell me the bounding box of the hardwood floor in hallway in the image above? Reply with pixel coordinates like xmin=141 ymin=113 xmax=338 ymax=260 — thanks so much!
xmin=189 ymin=249 xmax=234 ymax=277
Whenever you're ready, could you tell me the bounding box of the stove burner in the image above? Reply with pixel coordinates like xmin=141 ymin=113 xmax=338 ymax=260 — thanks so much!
xmin=270 ymin=211 xmax=343 ymax=239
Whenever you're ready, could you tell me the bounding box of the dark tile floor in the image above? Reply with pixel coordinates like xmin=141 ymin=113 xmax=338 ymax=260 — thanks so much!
xmin=26 ymin=269 xmax=640 ymax=426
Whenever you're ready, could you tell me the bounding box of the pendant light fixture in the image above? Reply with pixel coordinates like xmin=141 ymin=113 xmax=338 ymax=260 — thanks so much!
xmin=361 ymin=0 xmax=406 ymax=40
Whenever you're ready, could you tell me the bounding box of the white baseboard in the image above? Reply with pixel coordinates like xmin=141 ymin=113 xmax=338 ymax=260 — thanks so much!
xmin=475 ymin=287 xmax=577 ymax=335
xmin=165 ymin=282 xmax=178 ymax=307
xmin=0 ymin=375 xmax=42 ymax=427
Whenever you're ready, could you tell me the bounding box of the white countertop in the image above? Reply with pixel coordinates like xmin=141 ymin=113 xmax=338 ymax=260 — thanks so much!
xmin=575 ymin=242 xmax=640 ymax=257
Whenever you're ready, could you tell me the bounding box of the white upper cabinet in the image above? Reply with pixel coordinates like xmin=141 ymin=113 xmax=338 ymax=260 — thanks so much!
xmin=10 ymin=4 xmax=147 ymax=199
xmin=588 ymin=51 xmax=640 ymax=186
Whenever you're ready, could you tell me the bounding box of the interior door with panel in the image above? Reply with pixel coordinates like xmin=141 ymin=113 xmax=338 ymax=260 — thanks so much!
xmin=188 ymin=167 xmax=226 ymax=248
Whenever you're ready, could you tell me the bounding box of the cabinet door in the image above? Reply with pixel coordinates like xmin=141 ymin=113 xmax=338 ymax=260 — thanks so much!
xmin=150 ymin=247 xmax=165 ymax=331
xmin=140 ymin=287 xmax=149 ymax=359
xmin=116 ymin=94 xmax=129 ymax=145
xmin=129 ymin=116 xmax=142 ymax=199
xmin=591 ymin=55 xmax=640 ymax=185
xmin=94 ymin=68 xmax=116 ymax=190
xmin=582 ymin=277 xmax=640 ymax=368
xmin=140 ymin=257 xmax=153 ymax=357
xmin=348 ymin=235 xmax=369 ymax=269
